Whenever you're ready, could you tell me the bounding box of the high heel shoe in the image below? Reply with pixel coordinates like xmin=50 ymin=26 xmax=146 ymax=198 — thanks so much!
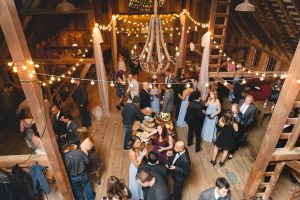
xmin=210 ymin=160 xmax=216 ymax=166
xmin=219 ymin=161 xmax=225 ymax=167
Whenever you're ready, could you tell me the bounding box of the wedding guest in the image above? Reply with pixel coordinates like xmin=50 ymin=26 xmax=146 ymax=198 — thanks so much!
xmin=78 ymin=128 xmax=103 ymax=185
xmin=164 ymin=69 xmax=175 ymax=84
xmin=176 ymin=83 xmax=193 ymax=127
xmin=73 ymin=80 xmax=91 ymax=127
xmin=202 ymin=90 xmax=221 ymax=143
xmin=126 ymin=74 xmax=139 ymax=103
xmin=189 ymin=72 xmax=199 ymax=91
xmin=140 ymin=82 xmax=151 ymax=109
xmin=185 ymin=91 xmax=205 ymax=152
xmin=138 ymin=151 xmax=168 ymax=182
xmin=51 ymin=105 xmax=66 ymax=137
xmin=62 ymin=144 xmax=94 ymax=200
xmin=128 ymin=136 xmax=147 ymax=200
xmin=167 ymin=141 xmax=191 ymax=200
xmin=174 ymin=68 xmax=187 ymax=120
xmin=60 ymin=113 xmax=80 ymax=147
xmin=121 ymin=96 xmax=145 ymax=150
xmin=199 ymin=177 xmax=231 ymax=200
xmin=136 ymin=170 xmax=169 ymax=200
xmin=161 ymin=84 xmax=174 ymax=113
xmin=150 ymin=77 xmax=161 ymax=113
xmin=107 ymin=176 xmax=131 ymax=200
xmin=270 ymin=79 xmax=284 ymax=103
xmin=211 ymin=111 xmax=238 ymax=167
xmin=118 ymin=53 xmax=127 ymax=72
xmin=129 ymin=57 xmax=140 ymax=80
xmin=116 ymin=70 xmax=126 ymax=111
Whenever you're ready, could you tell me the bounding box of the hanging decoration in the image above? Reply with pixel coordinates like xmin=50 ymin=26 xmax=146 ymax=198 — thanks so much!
xmin=129 ymin=0 xmax=165 ymax=11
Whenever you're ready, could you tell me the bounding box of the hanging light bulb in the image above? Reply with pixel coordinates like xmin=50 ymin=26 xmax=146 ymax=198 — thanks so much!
xmin=297 ymin=79 xmax=300 ymax=84
xmin=13 ymin=66 xmax=17 ymax=73
xmin=205 ymin=83 xmax=209 ymax=87
xmin=273 ymin=73 xmax=278 ymax=78
xmin=262 ymin=73 xmax=265 ymax=77
xmin=255 ymin=72 xmax=259 ymax=76
xmin=22 ymin=65 xmax=27 ymax=70
xmin=51 ymin=76 xmax=55 ymax=81
xmin=29 ymin=73 xmax=34 ymax=78
xmin=280 ymin=74 xmax=285 ymax=79
xmin=49 ymin=80 xmax=53 ymax=84
xmin=260 ymin=77 xmax=264 ymax=81
xmin=28 ymin=60 xmax=34 ymax=65
xmin=149 ymin=83 xmax=153 ymax=89
xmin=42 ymin=82 xmax=46 ymax=87
xmin=76 ymin=63 xmax=79 ymax=66
xmin=34 ymin=64 xmax=39 ymax=68
xmin=248 ymin=70 xmax=251 ymax=73
xmin=242 ymin=78 xmax=246 ymax=84
xmin=70 ymin=78 xmax=75 ymax=83
xmin=8 ymin=61 xmax=13 ymax=66
xmin=167 ymin=83 xmax=171 ymax=88
xmin=91 ymin=80 xmax=95 ymax=85
xmin=224 ymin=80 xmax=228 ymax=86
xmin=110 ymin=81 xmax=115 ymax=87
xmin=72 ymin=67 xmax=76 ymax=71
xmin=242 ymin=67 xmax=245 ymax=71
xmin=186 ymin=82 xmax=190 ymax=88
xmin=57 ymin=77 xmax=61 ymax=82
xmin=62 ymin=74 xmax=65 ymax=78
xmin=68 ymin=71 xmax=71 ymax=75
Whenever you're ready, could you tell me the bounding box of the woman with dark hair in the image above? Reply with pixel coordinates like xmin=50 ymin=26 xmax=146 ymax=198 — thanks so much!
xmin=150 ymin=78 xmax=161 ymax=113
xmin=107 ymin=176 xmax=131 ymax=200
xmin=19 ymin=109 xmax=45 ymax=154
xmin=128 ymin=136 xmax=147 ymax=200
xmin=174 ymin=68 xmax=187 ymax=119
xmin=78 ymin=129 xmax=103 ymax=185
xmin=211 ymin=111 xmax=238 ymax=167
xmin=116 ymin=70 xmax=126 ymax=111
xmin=151 ymin=123 xmax=174 ymax=165
xmin=176 ymin=82 xmax=193 ymax=127
xmin=189 ymin=71 xmax=199 ymax=91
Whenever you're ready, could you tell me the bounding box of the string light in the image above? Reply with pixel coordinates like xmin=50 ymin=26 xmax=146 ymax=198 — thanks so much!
xmin=34 ymin=64 xmax=39 ymax=68
xmin=224 ymin=80 xmax=228 ymax=86
xmin=110 ymin=81 xmax=115 ymax=87
xmin=297 ymin=79 xmax=300 ymax=84
xmin=13 ymin=67 xmax=17 ymax=73
xmin=70 ymin=78 xmax=75 ymax=83
xmin=91 ymin=80 xmax=95 ymax=85
xmin=22 ymin=65 xmax=27 ymax=70
xmin=42 ymin=82 xmax=46 ymax=87
xmin=186 ymin=82 xmax=190 ymax=88
xmin=28 ymin=60 xmax=34 ymax=65
xmin=57 ymin=77 xmax=61 ymax=82
xmin=167 ymin=83 xmax=171 ymax=88
xmin=50 ymin=76 xmax=55 ymax=81
xmin=149 ymin=83 xmax=153 ymax=89
xmin=8 ymin=62 xmax=13 ymax=66
xmin=242 ymin=78 xmax=246 ymax=84
xmin=273 ymin=73 xmax=278 ymax=77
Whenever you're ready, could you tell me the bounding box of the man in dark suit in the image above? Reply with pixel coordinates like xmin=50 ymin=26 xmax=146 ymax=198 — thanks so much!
xmin=136 ymin=170 xmax=169 ymax=200
xmin=164 ymin=70 xmax=176 ymax=84
xmin=139 ymin=151 xmax=168 ymax=182
xmin=232 ymin=80 xmax=242 ymax=104
xmin=199 ymin=177 xmax=231 ymax=200
xmin=60 ymin=113 xmax=80 ymax=147
xmin=161 ymin=85 xmax=174 ymax=113
xmin=167 ymin=141 xmax=191 ymax=200
xmin=50 ymin=105 xmax=66 ymax=137
xmin=185 ymin=91 xmax=205 ymax=152
xmin=238 ymin=95 xmax=257 ymax=129
xmin=140 ymin=82 xmax=151 ymax=109
xmin=73 ymin=80 xmax=91 ymax=128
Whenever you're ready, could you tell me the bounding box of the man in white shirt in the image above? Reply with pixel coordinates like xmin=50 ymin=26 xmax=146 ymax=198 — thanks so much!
xmin=238 ymin=95 xmax=257 ymax=128
xmin=164 ymin=70 xmax=175 ymax=84
xmin=126 ymin=74 xmax=139 ymax=103
xmin=199 ymin=177 xmax=231 ymax=200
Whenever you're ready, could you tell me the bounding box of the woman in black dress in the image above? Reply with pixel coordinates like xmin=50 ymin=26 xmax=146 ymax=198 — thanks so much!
xmin=129 ymin=58 xmax=140 ymax=80
xmin=211 ymin=111 xmax=238 ymax=167
xmin=116 ymin=70 xmax=126 ymax=110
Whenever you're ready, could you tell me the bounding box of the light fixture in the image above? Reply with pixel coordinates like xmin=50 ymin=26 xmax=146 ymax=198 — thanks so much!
xmin=56 ymin=0 xmax=76 ymax=12
xmin=235 ymin=0 xmax=255 ymax=12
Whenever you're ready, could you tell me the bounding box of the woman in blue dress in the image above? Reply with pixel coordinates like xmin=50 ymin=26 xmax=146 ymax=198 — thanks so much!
xmin=176 ymin=85 xmax=193 ymax=127
xmin=150 ymin=78 xmax=160 ymax=113
xmin=128 ymin=136 xmax=147 ymax=200
xmin=201 ymin=90 xmax=221 ymax=143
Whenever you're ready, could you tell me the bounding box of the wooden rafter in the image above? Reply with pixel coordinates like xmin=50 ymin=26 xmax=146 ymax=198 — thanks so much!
xmin=20 ymin=8 xmax=92 ymax=15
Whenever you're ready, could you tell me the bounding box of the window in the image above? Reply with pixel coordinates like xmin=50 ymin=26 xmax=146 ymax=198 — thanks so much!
xmin=265 ymin=57 xmax=277 ymax=71
xmin=252 ymin=49 xmax=261 ymax=67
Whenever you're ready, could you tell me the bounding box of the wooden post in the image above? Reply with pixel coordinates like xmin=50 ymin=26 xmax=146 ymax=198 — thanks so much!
xmin=0 ymin=0 xmax=74 ymax=199
xmin=244 ymin=41 xmax=300 ymax=199
xmin=111 ymin=16 xmax=118 ymax=73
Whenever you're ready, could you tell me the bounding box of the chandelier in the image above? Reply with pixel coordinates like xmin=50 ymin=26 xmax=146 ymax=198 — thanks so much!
xmin=134 ymin=0 xmax=175 ymax=75
xmin=129 ymin=0 xmax=165 ymax=12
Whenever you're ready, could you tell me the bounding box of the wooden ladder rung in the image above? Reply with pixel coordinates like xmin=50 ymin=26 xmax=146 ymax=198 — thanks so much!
xmin=255 ymin=193 xmax=264 ymax=197
xmin=265 ymin=172 xmax=274 ymax=176
xmin=210 ymin=55 xmax=222 ymax=58
xmin=260 ymin=182 xmax=269 ymax=187
xmin=214 ymin=24 xmax=227 ymax=28
xmin=212 ymin=34 xmax=225 ymax=39
xmin=215 ymin=13 xmax=229 ymax=17
xmin=280 ymin=132 xmax=290 ymax=139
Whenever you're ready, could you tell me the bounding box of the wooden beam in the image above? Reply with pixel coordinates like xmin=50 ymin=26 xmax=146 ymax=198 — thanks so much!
xmin=33 ymin=58 xmax=95 ymax=65
xmin=0 ymin=0 xmax=73 ymax=199
xmin=285 ymin=114 xmax=300 ymax=150
xmin=0 ymin=154 xmax=48 ymax=168
xmin=244 ymin=41 xmax=300 ymax=199
xmin=208 ymin=71 xmax=287 ymax=78
xmin=263 ymin=162 xmax=285 ymax=199
xmin=286 ymin=161 xmax=300 ymax=173
xmin=271 ymin=147 xmax=300 ymax=161
xmin=20 ymin=8 xmax=92 ymax=15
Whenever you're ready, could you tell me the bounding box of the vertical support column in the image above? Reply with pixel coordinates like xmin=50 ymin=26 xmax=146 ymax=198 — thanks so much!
xmin=111 ymin=16 xmax=118 ymax=73
xmin=93 ymin=27 xmax=111 ymax=117
xmin=0 ymin=0 xmax=73 ymax=199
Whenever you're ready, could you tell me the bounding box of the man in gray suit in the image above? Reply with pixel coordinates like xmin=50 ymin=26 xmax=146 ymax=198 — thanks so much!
xmin=238 ymin=95 xmax=257 ymax=129
xmin=199 ymin=177 xmax=231 ymax=200
xmin=161 ymin=85 xmax=174 ymax=113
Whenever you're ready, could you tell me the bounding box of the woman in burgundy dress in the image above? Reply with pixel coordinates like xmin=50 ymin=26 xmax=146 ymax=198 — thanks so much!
xmin=152 ymin=123 xmax=174 ymax=165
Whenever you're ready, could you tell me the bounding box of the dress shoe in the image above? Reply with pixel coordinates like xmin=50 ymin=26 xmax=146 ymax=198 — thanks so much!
xmin=210 ymin=160 xmax=216 ymax=166
xmin=219 ymin=161 xmax=225 ymax=167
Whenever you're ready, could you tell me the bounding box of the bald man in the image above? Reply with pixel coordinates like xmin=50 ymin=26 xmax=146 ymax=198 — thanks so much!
xmin=140 ymin=82 xmax=151 ymax=109
xmin=167 ymin=141 xmax=191 ymax=200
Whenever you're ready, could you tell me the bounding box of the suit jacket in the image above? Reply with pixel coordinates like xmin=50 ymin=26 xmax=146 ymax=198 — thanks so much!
xmin=138 ymin=163 xmax=168 ymax=183
xmin=232 ymin=81 xmax=242 ymax=103
xmin=161 ymin=89 xmax=174 ymax=113
xmin=140 ymin=89 xmax=151 ymax=109
xmin=73 ymin=83 xmax=88 ymax=106
xmin=199 ymin=187 xmax=231 ymax=200
xmin=65 ymin=121 xmax=80 ymax=146
xmin=52 ymin=111 xmax=66 ymax=136
xmin=238 ymin=99 xmax=257 ymax=128
xmin=164 ymin=75 xmax=176 ymax=84
xmin=185 ymin=100 xmax=205 ymax=129
xmin=144 ymin=171 xmax=169 ymax=200
xmin=171 ymin=148 xmax=191 ymax=182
